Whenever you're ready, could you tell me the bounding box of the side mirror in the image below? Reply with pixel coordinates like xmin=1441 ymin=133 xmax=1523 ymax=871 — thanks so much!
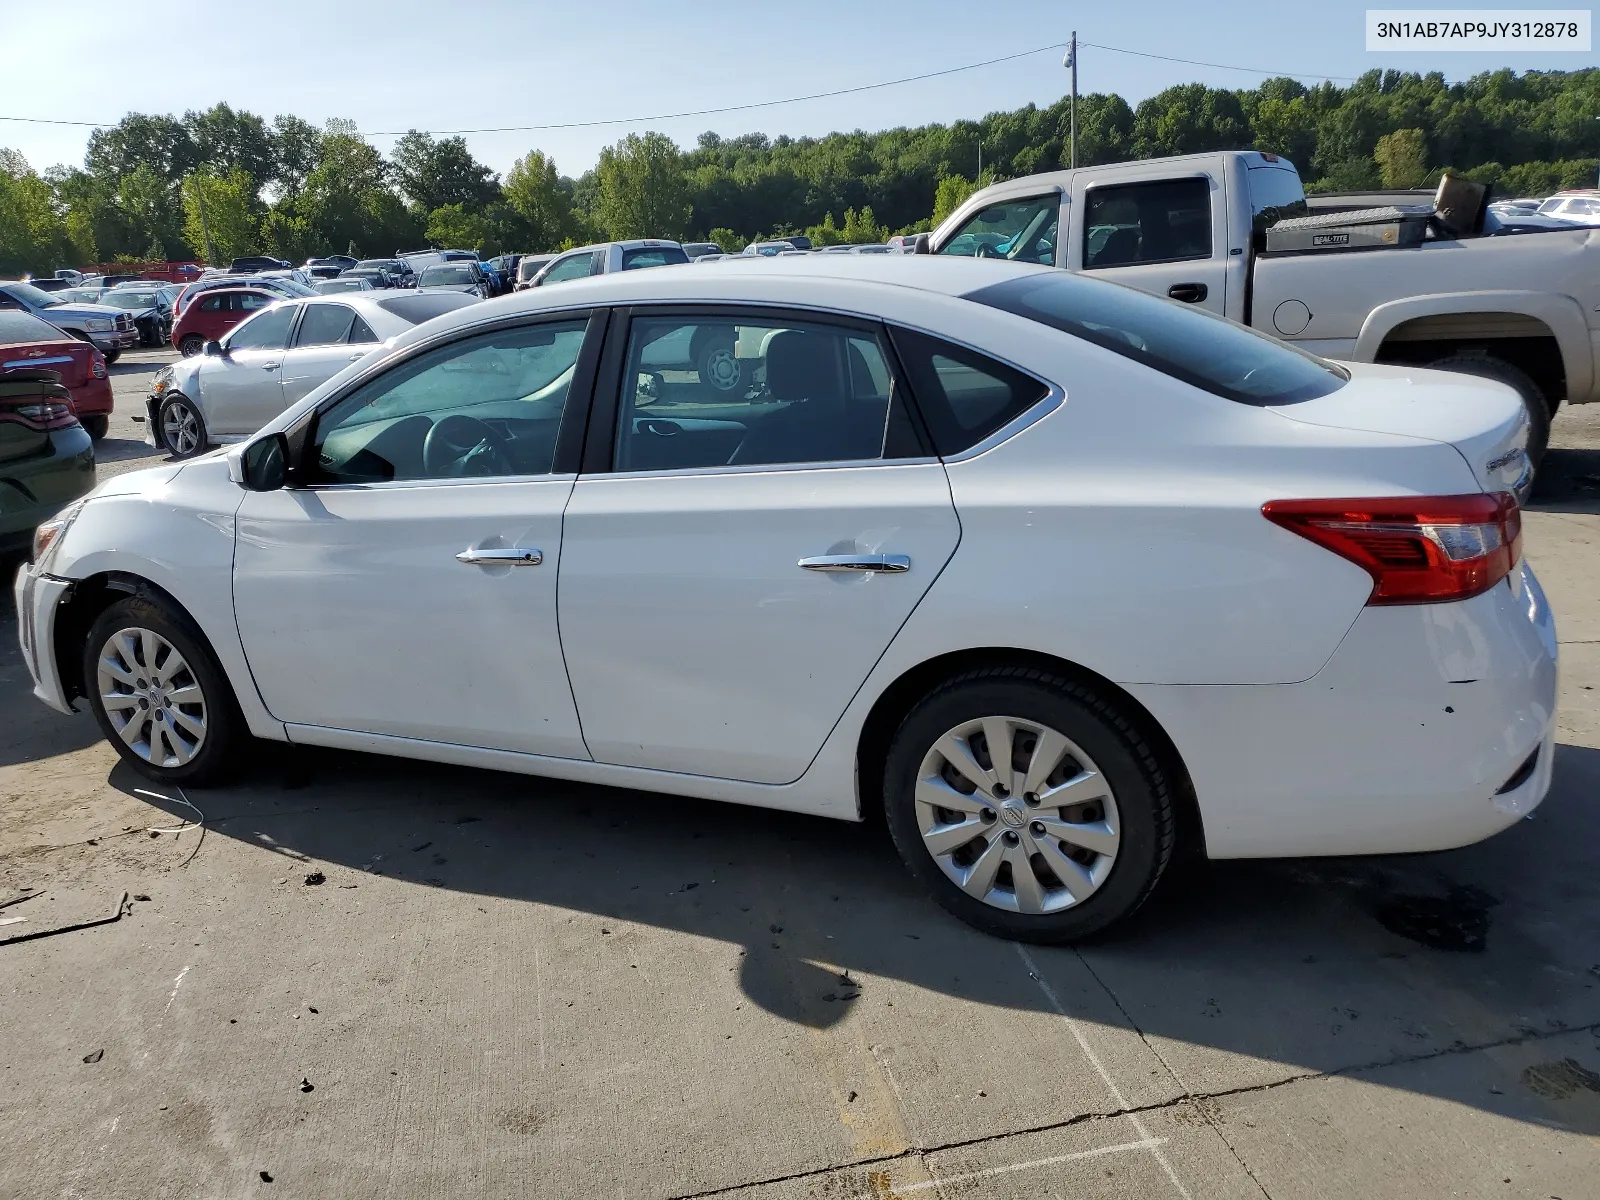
xmin=911 ymin=233 xmax=932 ymax=255
xmin=203 ymin=339 xmax=224 ymax=357
xmin=239 ymin=433 xmax=288 ymax=492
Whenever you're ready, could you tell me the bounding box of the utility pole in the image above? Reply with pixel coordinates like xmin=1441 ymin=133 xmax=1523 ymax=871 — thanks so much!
xmin=977 ymin=137 xmax=982 ymax=179
xmin=193 ymin=168 xmax=217 ymax=265
xmin=1065 ymin=32 xmax=1079 ymax=169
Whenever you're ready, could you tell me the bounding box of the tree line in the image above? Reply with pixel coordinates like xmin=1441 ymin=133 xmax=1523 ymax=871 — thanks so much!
xmin=1 ymin=67 xmax=1596 ymax=275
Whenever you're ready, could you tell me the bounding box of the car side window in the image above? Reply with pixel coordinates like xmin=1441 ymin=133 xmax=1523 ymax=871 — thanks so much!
xmin=612 ymin=314 xmax=918 ymax=474
xmin=310 ymin=320 xmax=589 ymax=485
xmin=225 ymin=304 xmax=296 ymax=352
xmin=295 ymin=303 xmax=356 ymax=348
xmin=239 ymin=292 xmax=274 ymax=311
xmin=539 ymin=253 xmax=597 ymax=285
xmin=937 ymin=195 xmax=1059 ymax=265
xmin=1083 ymin=177 xmax=1212 ymax=268
xmin=348 ymin=315 xmax=378 ymax=344
xmin=199 ymin=295 xmax=223 ymax=312
xmin=888 ymin=327 xmax=1050 ymax=456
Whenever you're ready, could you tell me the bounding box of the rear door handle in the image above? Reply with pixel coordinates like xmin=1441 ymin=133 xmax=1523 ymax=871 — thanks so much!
xmin=798 ymin=554 xmax=910 ymax=573
xmin=1167 ymin=283 xmax=1208 ymax=303
xmin=261 ymin=361 xmax=280 ymax=371
xmin=456 ymin=547 xmax=543 ymax=566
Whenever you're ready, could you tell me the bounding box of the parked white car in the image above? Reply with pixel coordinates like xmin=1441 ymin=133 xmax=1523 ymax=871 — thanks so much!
xmin=18 ymin=256 xmax=1555 ymax=942
xmin=146 ymin=292 xmax=480 ymax=457
xmin=1534 ymin=190 xmax=1600 ymax=225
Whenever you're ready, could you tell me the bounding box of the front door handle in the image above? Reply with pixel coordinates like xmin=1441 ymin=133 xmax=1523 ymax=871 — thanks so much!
xmin=799 ymin=554 xmax=910 ymax=573
xmin=261 ymin=361 xmax=280 ymax=371
xmin=456 ymin=547 xmax=543 ymax=566
xmin=1167 ymin=282 xmax=1208 ymax=304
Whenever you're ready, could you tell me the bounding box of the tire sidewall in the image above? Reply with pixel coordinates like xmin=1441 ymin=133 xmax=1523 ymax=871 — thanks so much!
xmin=160 ymin=394 xmax=207 ymax=458
xmin=883 ymin=675 xmax=1169 ymax=943
xmin=179 ymin=335 xmax=204 ymax=357
xmin=83 ymin=596 xmax=239 ymax=785
xmin=1427 ymin=353 xmax=1551 ymax=466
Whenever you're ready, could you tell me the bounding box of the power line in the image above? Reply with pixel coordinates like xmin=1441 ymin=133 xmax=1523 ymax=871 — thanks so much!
xmin=1080 ymin=41 xmax=1360 ymax=82
xmin=0 ymin=41 xmax=1367 ymax=137
xmin=363 ymin=41 xmax=1076 ymax=135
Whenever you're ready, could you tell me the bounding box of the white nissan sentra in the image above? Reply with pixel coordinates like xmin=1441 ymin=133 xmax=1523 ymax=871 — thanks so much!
xmin=14 ymin=256 xmax=1557 ymax=942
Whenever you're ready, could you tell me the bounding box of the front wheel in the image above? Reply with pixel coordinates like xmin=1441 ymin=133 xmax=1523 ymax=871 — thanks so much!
xmin=160 ymin=394 xmax=208 ymax=458
xmin=83 ymin=596 xmax=246 ymax=785
xmin=693 ymin=333 xmax=743 ymax=394
xmin=882 ymin=668 xmax=1175 ymax=943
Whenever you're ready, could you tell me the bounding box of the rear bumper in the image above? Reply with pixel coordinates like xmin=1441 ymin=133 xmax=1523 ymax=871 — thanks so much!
xmin=71 ymin=375 xmax=114 ymax=418
xmin=14 ymin=562 xmax=75 ymax=714
xmin=0 ymin=426 xmax=95 ymax=545
xmin=1132 ymin=561 xmax=1558 ymax=859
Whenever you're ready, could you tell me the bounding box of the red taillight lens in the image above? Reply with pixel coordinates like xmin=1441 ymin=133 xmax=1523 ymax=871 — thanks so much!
xmin=91 ymin=353 xmax=107 ymax=379
xmin=1 ymin=401 xmax=79 ymax=432
xmin=1262 ymin=493 xmax=1521 ymax=605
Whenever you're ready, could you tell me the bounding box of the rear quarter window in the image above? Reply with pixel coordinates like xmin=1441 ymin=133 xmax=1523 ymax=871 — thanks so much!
xmin=888 ymin=327 xmax=1050 ymax=456
xmin=964 ymin=272 xmax=1346 ymax=406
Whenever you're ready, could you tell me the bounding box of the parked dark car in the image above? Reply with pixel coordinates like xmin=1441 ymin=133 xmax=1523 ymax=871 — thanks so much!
xmin=353 ymin=259 xmax=414 ymax=288
xmin=416 ymin=262 xmax=489 ymax=297
xmin=227 ymin=256 xmax=291 ymax=274
xmin=514 ymin=253 xmax=555 ymax=290
xmin=0 ymin=309 xmax=113 ymax=440
xmin=0 ymin=372 xmax=94 ymax=551
xmin=97 ymin=288 xmax=172 ymax=346
xmin=344 ymin=266 xmax=396 ymax=289
xmin=304 ymin=264 xmax=342 ymax=280
xmin=21 ymin=277 xmax=71 ymax=292
xmin=681 ymin=242 xmax=726 ymax=260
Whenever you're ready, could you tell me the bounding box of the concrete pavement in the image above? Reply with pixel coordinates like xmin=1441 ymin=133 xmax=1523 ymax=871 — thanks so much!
xmin=0 ymin=355 xmax=1595 ymax=1199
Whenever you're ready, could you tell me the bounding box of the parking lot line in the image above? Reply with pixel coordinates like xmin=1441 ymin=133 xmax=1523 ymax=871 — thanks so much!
xmin=891 ymin=1135 xmax=1169 ymax=1195
xmin=1015 ymin=944 xmax=1194 ymax=1200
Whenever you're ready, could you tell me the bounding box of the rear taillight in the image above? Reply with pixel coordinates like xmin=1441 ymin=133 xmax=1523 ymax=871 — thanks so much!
xmin=1 ymin=400 xmax=78 ymax=432
xmin=1262 ymin=493 xmax=1521 ymax=605
xmin=91 ymin=352 xmax=107 ymax=379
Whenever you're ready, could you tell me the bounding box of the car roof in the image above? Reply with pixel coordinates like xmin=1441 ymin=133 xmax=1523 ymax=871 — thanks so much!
xmin=391 ymin=254 xmax=1051 ymax=350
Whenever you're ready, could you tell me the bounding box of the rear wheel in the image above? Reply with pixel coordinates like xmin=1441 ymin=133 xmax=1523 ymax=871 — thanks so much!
xmin=81 ymin=414 xmax=109 ymax=441
xmin=160 ymin=394 xmax=207 ymax=458
xmin=1427 ymin=353 xmax=1551 ymax=471
xmin=178 ymin=334 xmax=204 ymax=357
xmin=883 ymin=668 xmax=1175 ymax=942
xmin=83 ymin=596 xmax=246 ymax=785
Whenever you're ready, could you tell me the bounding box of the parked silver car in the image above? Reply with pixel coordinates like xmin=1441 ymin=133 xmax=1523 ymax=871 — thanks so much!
xmin=528 ymin=240 xmax=689 ymax=287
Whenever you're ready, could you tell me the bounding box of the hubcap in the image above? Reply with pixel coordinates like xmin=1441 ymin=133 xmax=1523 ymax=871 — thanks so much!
xmin=915 ymin=716 xmax=1120 ymax=915
xmin=702 ymin=346 xmax=741 ymax=391
xmin=163 ymin=401 xmax=200 ymax=455
xmin=96 ymin=627 xmax=208 ymax=768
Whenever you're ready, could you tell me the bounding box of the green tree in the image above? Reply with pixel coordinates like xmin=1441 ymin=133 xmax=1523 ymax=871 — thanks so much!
xmin=1374 ymin=129 xmax=1430 ymax=188
xmin=298 ymin=131 xmax=418 ymax=259
xmin=185 ymin=103 xmax=276 ymax=186
xmin=931 ymin=171 xmax=994 ymax=226
xmin=842 ymin=205 xmax=887 ymax=244
xmin=391 ymin=131 xmax=499 ymax=214
xmin=118 ymin=164 xmax=186 ymax=260
xmin=425 ymin=203 xmax=493 ymax=253
xmin=261 ymin=207 xmax=318 ymax=262
xmin=0 ymin=151 xmax=74 ymax=276
xmin=707 ymin=226 xmax=745 ymax=252
xmin=85 ymin=114 xmax=197 ymax=183
xmin=594 ymin=132 xmax=690 ymax=240
xmin=503 ymin=150 xmax=574 ymax=250
xmin=805 ymin=211 xmax=844 ymax=246
xmin=181 ymin=169 xmax=260 ymax=263
xmin=270 ymin=115 xmax=324 ymax=197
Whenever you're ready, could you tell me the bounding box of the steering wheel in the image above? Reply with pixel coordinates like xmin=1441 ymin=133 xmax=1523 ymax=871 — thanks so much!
xmin=974 ymin=242 xmax=1000 ymax=259
xmin=422 ymin=415 xmax=514 ymax=477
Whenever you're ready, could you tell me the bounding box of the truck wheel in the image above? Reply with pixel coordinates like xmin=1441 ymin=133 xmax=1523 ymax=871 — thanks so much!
xmin=1427 ymin=353 xmax=1551 ymax=470
xmin=103 ymin=350 xmax=121 ymax=365
xmin=692 ymin=330 xmax=743 ymax=394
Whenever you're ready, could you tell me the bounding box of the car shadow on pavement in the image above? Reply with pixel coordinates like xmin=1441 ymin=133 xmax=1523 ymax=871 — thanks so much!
xmin=112 ymin=736 xmax=1600 ymax=1135
xmin=1528 ymin=445 xmax=1600 ymax=515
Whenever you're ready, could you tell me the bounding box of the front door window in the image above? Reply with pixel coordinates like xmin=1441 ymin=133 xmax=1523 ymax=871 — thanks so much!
xmin=938 ymin=195 xmax=1060 ymax=264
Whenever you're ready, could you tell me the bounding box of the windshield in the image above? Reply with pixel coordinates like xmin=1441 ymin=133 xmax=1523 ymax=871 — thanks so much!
xmin=103 ymin=292 xmax=161 ymax=309
xmin=1 ymin=282 xmax=63 ymax=308
xmin=420 ymin=265 xmax=475 ymax=284
xmin=965 ymin=272 xmax=1347 ymax=406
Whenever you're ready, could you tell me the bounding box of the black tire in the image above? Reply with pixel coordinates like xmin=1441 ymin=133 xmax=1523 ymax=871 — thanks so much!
xmin=103 ymin=349 xmax=121 ymax=365
xmin=81 ymin=414 xmax=109 ymax=441
xmin=82 ymin=595 xmax=247 ymax=786
xmin=159 ymin=394 xmax=208 ymax=458
xmin=1427 ymin=353 xmax=1551 ymax=471
xmin=882 ymin=667 xmax=1175 ymax=943
xmin=178 ymin=334 xmax=205 ymax=357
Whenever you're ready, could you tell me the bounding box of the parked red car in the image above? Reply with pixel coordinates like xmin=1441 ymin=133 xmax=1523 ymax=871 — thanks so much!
xmin=170 ymin=288 xmax=280 ymax=357
xmin=0 ymin=309 xmax=112 ymax=440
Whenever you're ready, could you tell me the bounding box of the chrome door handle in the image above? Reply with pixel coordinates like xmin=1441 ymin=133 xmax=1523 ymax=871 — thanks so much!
xmin=261 ymin=362 xmax=280 ymax=371
xmin=456 ymin=547 xmax=543 ymax=566
xmin=798 ymin=554 xmax=910 ymax=573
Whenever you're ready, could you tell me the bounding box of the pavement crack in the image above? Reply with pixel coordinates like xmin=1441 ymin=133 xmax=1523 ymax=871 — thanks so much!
xmin=665 ymin=1018 xmax=1600 ymax=1200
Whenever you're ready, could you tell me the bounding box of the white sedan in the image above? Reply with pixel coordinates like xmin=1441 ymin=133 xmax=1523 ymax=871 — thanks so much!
xmin=17 ymin=256 xmax=1556 ymax=942
xmin=147 ymin=292 xmax=480 ymax=457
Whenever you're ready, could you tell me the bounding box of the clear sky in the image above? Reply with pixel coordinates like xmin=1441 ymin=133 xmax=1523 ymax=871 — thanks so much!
xmin=1 ymin=0 xmax=1593 ymax=178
